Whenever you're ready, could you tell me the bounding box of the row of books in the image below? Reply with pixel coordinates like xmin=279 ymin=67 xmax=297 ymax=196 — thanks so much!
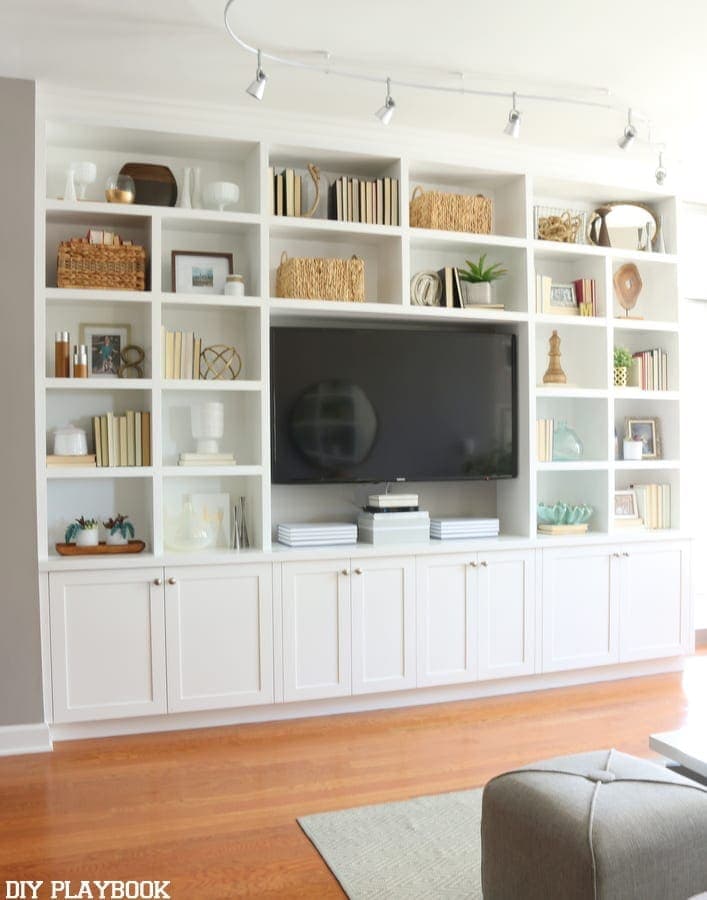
xmin=535 ymin=275 xmax=597 ymax=316
xmin=91 ymin=411 xmax=151 ymax=468
xmin=616 ymin=483 xmax=671 ymax=530
xmin=161 ymin=328 xmax=202 ymax=380
xmin=269 ymin=168 xmax=305 ymax=217
xmin=536 ymin=419 xmax=555 ymax=462
xmin=632 ymin=348 xmax=668 ymax=391
xmin=327 ymin=176 xmax=400 ymax=226
xmin=86 ymin=228 xmax=135 ymax=247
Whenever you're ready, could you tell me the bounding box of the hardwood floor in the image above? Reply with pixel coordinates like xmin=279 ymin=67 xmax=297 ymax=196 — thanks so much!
xmin=1 ymin=652 xmax=705 ymax=898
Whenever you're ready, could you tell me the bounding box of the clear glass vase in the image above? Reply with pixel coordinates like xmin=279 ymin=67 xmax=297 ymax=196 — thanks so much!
xmin=552 ymin=421 xmax=584 ymax=461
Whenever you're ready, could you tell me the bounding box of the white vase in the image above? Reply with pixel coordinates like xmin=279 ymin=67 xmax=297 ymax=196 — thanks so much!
xmin=64 ymin=168 xmax=77 ymax=203
xmin=178 ymin=167 xmax=192 ymax=209
xmin=191 ymin=166 xmax=202 ymax=209
xmin=106 ymin=530 xmax=128 ymax=545
xmin=191 ymin=401 xmax=224 ymax=455
xmin=623 ymin=439 xmax=643 ymax=461
xmin=76 ymin=528 xmax=99 ymax=547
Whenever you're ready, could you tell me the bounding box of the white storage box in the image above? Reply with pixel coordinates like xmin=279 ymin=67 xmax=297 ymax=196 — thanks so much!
xmin=357 ymin=511 xmax=430 ymax=545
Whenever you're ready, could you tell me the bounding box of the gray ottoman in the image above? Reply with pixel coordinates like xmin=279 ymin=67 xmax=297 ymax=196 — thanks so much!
xmin=481 ymin=749 xmax=707 ymax=900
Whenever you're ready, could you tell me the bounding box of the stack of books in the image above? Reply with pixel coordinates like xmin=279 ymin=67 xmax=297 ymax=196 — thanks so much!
xmin=430 ymin=517 xmax=500 ymax=540
xmin=358 ymin=510 xmax=430 ymax=545
xmin=632 ymin=483 xmax=671 ymax=529
xmin=270 ymin=167 xmax=305 ymax=217
xmin=535 ymin=275 xmax=552 ymax=313
xmin=46 ymin=454 xmax=96 ymax=467
xmin=91 ymin=411 xmax=151 ymax=467
xmin=537 ymin=418 xmax=554 ymax=462
xmin=276 ymin=522 xmax=358 ymax=547
xmin=328 ymin=176 xmax=400 ymax=226
xmin=632 ymin=348 xmax=668 ymax=391
xmin=161 ymin=328 xmax=202 ymax=380
xmin=178 ymin=452 xmax=236 ymax=467
xmin=573 ymin=278 xmax=597 ymax=316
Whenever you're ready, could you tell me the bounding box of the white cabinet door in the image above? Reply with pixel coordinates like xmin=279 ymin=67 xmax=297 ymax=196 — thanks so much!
xmin=282 ymin=559 xmax=351 ymax=702
xmin=49 ymin=568 xmax=166 ymax=723
xmin=351 ymin=556 xmax=415 ymax=695
xmin=165 ymin=563 xmax=273 ymax=713
xmin=478 ymin=550 xmax=536 ymax=680
xmin=416 ymin=553 xmax=477 ymax=686
xmin=542 ymin=546 xmax=620 ymax=672
xmin=620 ymin=541 xmax=690 ymax=662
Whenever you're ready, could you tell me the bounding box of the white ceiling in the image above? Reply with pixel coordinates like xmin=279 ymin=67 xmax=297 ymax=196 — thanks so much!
xmin=2 ymin=0 xmax=707 ymax=178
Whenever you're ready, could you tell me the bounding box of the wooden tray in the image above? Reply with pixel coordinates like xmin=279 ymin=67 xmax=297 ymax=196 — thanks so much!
xmin=119 ymin=163 xmax=177 ymax=207
xmin=55 ymin=540 xmax=146 ymax=556
xmin=538 ymin=524 xmax=589 ymax=535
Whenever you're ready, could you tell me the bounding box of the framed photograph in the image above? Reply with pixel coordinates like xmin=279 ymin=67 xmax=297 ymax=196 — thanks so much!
xmin=544 ymin=282 xmax=578 ymax=315
xmin=614 ymin=489 xmax=638 ymax=518
xmin=171 ymin=251 xmax=234 ymax=294
xmin=80 ymin=324 xmax=131 ymax=378
xmin=625 ymin=417 xmax=661 ymax=459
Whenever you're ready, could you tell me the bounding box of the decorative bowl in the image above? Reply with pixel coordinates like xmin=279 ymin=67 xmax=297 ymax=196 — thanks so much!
xmin=537 ymin=502 xmax=593 ymax=526
xmin=203 ymin=180 xmax=240 ymax=212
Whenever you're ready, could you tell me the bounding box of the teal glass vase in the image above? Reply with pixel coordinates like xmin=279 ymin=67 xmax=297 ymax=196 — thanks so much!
xmin=552 ymin=421 xmax=584 ymax=461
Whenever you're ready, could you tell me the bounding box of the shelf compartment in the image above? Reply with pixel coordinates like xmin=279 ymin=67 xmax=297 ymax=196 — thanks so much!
xmin=45 ymin=206 xmax=152 ymax=291
xmin=46 ymin=475 xmax=153 ymax=552
xmin=46 ymin=301 xmax=152 ymax=379
xmin=161 ymin=220 xmax=260 ymax=297
xmin=534 ymin=250 xmax=607 ymax=317
xmin=535 ymin=323 xmax=608 ymax=390
xmin=407 ymin=162 xmax=527 ymax=238
xmin=163 ymin=473 xmax=263 ymax=553
xmin=161 ymin=303 xmax=262 ymax=382
xmin=611 ymin=328 xmax=679 ymax=391
xmin=536 ymin=469 xmax=609 ymax=534
xmin=269 ymin=230 xmax=403 ymax=305
xmin=610 ymin=258 xmax=678 ymax=323
xmin=409 ymin=236 xmax=528 ymax=313
xmin=535 ymin=396 xmax=609 ymax=463
xmin=613 ymin=468 xmax=679 ymax=531
xmin=613 ymin=395 xmax=680 ymax=461
xmin=161 ymin=389 xmax=261 ymax=467
xmin=45 ymin=123 xmax=260 ymax=213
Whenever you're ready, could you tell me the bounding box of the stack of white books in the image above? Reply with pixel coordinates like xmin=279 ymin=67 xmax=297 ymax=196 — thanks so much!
xmin=277 ymin=522 xmax=358 ymax=547
xmin=178 ymin=452 xmax=236 ymax=467
xmin=430 ymin=517 xmax=500 ymax=540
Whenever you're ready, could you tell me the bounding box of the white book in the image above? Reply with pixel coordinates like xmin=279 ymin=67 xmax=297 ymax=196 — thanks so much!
xmin=135 ymin=411 xmax=142 ymax=467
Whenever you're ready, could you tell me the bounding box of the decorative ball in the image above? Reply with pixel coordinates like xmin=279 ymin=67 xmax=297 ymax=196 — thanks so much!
xmin=200 ymin=344 xmax=242 ymax=381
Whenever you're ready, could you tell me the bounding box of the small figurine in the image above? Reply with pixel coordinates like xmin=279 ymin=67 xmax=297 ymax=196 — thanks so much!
xmin=543 ymin=330 xmax=567 ymax=385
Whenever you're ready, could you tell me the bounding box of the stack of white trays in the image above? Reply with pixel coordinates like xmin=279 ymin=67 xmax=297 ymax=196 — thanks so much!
xmin=277 ymin=522 xmax=358 ymax=547
xmin=430 ymin=517 xmax=500 ymax=540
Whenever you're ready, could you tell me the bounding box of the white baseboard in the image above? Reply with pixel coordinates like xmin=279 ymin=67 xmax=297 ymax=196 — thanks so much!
xmin=49 ymin=656 xmax=685 ymax=743
xmin=0 ymin=723 xmax=52 ymax=756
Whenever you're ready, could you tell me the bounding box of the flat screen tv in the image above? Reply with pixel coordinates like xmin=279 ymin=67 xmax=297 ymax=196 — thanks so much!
xmin=270 ymin=326 xmax=517 ymax=484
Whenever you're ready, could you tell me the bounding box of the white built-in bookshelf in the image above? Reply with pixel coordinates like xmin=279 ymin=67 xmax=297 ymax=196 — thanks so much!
xmin=36 ymin=120 xmax=683 ymax=564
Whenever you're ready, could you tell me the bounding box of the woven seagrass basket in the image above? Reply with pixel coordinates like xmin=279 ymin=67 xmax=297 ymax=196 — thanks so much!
xmin=409 ymin=185 xmax=492 ymax=234
xmin=57 ymin=239 xmax=147 ymax=291
xmin=275 ymin=251 xmax=365 ymax=302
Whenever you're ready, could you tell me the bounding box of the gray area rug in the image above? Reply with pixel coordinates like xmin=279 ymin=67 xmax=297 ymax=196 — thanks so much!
xmin=298 ymin=788 xmax=482 ymax=899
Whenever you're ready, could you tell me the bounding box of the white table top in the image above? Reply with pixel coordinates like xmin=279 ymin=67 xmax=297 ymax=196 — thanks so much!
xmin=649 ymin=728 xmax=707 ymax=778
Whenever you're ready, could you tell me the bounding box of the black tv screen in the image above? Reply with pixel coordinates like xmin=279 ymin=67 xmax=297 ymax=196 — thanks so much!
xmin=270 ymin=326 xmax=517 ymax=484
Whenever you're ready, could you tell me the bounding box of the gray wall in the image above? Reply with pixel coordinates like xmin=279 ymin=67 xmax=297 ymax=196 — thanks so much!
xmin=0 ymin=77 xmax=43 ymax=726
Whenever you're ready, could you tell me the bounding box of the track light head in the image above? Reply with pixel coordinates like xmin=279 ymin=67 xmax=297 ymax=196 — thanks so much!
xmin=375 ymin=78 xmax=396 ymax=125
xmin=655 ymin=152 xmax=667 ymax=186
xmin=618 ymin=109 xmax=636 ymax=149
xmin=246 ymin=50 xmax=268 ymax=101
xmin=503 ymin=93 xmax=521 ymax=138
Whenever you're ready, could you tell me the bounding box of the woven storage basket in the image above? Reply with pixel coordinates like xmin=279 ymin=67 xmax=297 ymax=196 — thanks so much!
xmin=57 ymin=238 xmax=147 ymax=291
xmin=275 ymin=251 xmax=365 ymax=302
xmin=409 ymin=185 xmax=492 ymax=234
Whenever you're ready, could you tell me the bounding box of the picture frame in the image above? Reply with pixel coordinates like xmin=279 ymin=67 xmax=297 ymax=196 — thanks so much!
xmin=80 ymin=324 xmax=131 ymax=378
xmin=614 ymin=489 xmax=638 ymax=518
xmin=625 ymin=417 xmax=661 ymax=459
xmin=171 ymin=251 xmax=234 ymax=295
xmin=544 ymin=282 xmax=578 ymax=315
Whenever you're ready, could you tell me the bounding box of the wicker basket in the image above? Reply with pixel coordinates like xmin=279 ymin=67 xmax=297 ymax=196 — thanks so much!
xmin=275 ymin=251 xmax=365 ymax=302
xmin=409 ymin=185 xmax=492 ymax=234
xmin=57 ymin=239 xmax=147 ymax=291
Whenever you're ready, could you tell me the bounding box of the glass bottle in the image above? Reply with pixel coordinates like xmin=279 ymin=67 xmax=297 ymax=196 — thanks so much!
xmin=552 ymin=421 xmax=584 ymax=461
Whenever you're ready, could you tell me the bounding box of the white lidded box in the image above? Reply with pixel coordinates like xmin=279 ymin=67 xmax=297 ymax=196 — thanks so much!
xmin=357 ymin=511 xmax=430 ymax=545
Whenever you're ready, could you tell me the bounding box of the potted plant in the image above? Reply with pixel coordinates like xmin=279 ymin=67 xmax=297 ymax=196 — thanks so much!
xmin=458 ymin=254 xmax=508 ymax=305
xmin=64 ymin=516 xmax=99 ymax=547
xmin=103 ymin=513 xmax=135 ymax=546
xmin=613 ymin=346 xmax=633 ymax=387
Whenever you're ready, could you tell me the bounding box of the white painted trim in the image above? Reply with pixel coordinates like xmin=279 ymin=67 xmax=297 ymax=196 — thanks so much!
xmin=49 ymin=655 xmax=685 ymax=742
xmin=0 ymin=723 xmax=52 ymax=756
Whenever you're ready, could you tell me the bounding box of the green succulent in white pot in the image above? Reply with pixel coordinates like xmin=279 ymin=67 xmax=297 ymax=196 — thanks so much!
xmin=103 ymin=514 xmax=135 ymax=546
xmin=65 ymin=516 xmax=99 ymax=547
xmin=458 ymin=254 xmax=508 ymax=306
